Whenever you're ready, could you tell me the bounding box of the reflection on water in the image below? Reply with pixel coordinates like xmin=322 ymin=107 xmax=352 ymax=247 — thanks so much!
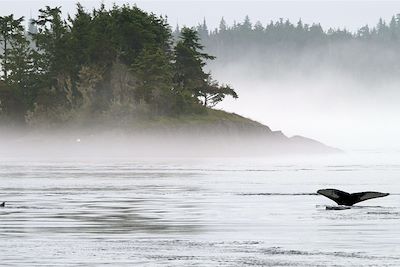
xmin=1 ymin=155 xmax=400 ymax=266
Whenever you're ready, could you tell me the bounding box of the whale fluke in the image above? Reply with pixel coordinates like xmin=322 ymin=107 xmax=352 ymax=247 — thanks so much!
xmin=317 ymin=189 xmax=389 ymax=206
xmin=0 ymin=202 xmax=4 ymax=207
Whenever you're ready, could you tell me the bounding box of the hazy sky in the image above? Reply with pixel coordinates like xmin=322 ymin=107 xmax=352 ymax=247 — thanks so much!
xmin=2 ymin=1 xmax=400 ymax=31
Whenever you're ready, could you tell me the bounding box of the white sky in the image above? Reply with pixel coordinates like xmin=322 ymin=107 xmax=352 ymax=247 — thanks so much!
xmin=1 ymin=1 xmax=400 ymax=31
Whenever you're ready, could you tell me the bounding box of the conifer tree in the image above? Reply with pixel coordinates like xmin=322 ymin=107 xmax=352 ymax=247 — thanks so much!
xmin=132 ymin=47 xmax=174 ymax=114
xmin=174 ymin=27 xmax=214 ymax=97
xmin=174 ymin=27 xmax=237 ymax=108
xmin=219 ymin=17 xmax=227 ymax=32
xmin=0 ymin=15 xmax=25 ymax=82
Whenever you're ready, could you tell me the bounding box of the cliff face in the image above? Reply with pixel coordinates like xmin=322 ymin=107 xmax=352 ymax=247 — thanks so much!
xmin=0 ymin=109 xmax=339 ymax=158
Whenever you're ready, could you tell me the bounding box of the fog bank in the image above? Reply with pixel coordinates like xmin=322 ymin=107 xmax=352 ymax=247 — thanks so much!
xmin=207 ymin=46 xmax=400 ymax=150
xmin=214 ymin=73 xmax=400 ymax=150
xmin=0 ymin=125 xmax=338 ymax=160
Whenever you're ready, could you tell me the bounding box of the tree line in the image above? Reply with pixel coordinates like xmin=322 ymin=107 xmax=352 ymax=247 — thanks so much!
xmin=0 ymin=4 xmax=237 ymax=126
xmin=190 ymin=15 xmax=400 ymax=45
xmin=177 ymin=15 xmax=400 ymax=81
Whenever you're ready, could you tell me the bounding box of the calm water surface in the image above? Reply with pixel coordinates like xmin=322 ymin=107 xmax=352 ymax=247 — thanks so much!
xmin=1 ymin=153 xmax=399 ymax=266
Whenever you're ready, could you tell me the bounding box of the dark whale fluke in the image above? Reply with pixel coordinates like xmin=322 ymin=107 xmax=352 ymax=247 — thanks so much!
xmin=0 ymin=202 xmax=4 ymax=207
xmin=317 ymin=189 xmax=389 ymax=206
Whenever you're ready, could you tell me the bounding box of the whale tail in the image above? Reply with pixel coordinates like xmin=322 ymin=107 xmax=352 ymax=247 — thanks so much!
xmin=0 ymin=202 xmax=5 ymax=207
xmin=317 ymin=189 xmax=389 ymax=206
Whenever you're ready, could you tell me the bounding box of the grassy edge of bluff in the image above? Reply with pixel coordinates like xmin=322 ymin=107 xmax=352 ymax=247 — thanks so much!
xmin=133 ymin=108 xmax=342 ymax=154
xmin=129 ymin=109 xmax=273 ymax=133
xmin=80 ymin=108 xmax=341 ymax=154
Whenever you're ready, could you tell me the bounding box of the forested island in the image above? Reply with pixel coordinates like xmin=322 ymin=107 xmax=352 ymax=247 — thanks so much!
xmin=0 ymin=4 xmax=237 ymax=126
xmin=0 ymin=4 xmax=340 ymax=155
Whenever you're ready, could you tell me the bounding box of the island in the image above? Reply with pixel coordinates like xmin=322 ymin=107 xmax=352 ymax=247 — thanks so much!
xmin=0 ymin=4 xmax=338 ymax=157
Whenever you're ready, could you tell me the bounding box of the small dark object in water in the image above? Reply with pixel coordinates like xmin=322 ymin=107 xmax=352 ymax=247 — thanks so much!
xmin=0 ymin=202 xmax=5 ymax=207
xmin=317 ymin=189 xmax=389 ymax=206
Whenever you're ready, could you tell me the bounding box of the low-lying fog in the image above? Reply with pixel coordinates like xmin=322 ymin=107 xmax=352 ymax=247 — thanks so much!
xmin=212 ymin=65 xmax=400 ymax=151
xmin=0 ymin=127 xmax=336 ymax=159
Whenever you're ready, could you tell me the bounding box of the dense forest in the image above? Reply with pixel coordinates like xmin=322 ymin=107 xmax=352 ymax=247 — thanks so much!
xmin=183 ymin=15 xmax=400 ymax=82
xmin=0 ymin=4 xmax=237 ymax=126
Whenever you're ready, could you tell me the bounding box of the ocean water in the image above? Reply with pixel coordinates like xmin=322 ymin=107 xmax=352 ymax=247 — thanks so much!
xmin=0 ymin=153 xmax=399 ymax=266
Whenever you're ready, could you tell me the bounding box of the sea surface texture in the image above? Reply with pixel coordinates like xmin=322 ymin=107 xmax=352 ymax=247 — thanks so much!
xmin=0 ymin=153 xmax=399 ymax=266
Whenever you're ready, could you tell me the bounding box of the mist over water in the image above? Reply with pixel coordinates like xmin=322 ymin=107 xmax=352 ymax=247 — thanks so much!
xmin=210 ymin=61 xmax=400 ymax=151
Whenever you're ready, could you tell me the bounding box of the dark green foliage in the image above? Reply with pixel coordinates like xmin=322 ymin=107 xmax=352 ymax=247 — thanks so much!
xmin=0 ymin=4 xmax=237 ymax=125
xmin=173 ymin=27 xmax=232 ymax=108
xmin=0 ymin=80 xmax=26 ymax=122
xmin=132 ymin=47 xmax=174 ymax=114
xmin=200 ymin=78 xmax=238 ymax=108
xmin=0 ymin=15 xmax=25 ymax=82
xmin=174 ymin=28 xmax=211 ymax=95
xmin=32 ymin=7 xmax=69 ymax=80
xmin=0 ymin=14 xmax=36 ymax=119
